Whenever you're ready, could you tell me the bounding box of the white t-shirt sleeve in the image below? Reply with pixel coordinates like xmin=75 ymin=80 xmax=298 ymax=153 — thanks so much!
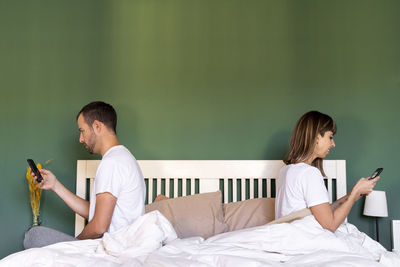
xmin=95 ymin=160 xmax=124 ymax=198
xmin=301 ymin=168 xmax=330 ymax=208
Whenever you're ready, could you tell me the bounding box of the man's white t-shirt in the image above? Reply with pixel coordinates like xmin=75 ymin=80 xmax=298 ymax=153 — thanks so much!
xmin=275 ymin=163 xmax=329 ymax=219
xmin=88 ymin=145 xmax=146 ymax=233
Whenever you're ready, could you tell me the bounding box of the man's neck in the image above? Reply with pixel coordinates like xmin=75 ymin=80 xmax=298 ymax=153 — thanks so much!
xmin=99 ymin=137 xmax=121 ymax=157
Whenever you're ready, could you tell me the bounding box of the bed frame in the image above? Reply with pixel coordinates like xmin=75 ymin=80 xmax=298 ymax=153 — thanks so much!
xmin=75 ymin=160 xmax=347 ymax=236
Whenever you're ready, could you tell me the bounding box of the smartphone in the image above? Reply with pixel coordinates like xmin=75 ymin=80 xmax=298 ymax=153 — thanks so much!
xmin=369 ymin=168 xmax=383 ymax=180
xmin=27 ymin=159 xmax=43 ymax=183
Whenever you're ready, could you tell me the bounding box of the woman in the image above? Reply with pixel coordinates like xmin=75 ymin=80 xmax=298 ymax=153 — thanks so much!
xmin=275 ymin=111 xmax=379 ymax=232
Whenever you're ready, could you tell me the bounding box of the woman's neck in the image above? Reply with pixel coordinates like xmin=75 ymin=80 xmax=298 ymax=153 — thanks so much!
xmin=304 ymin=155 xmax=317 ymax=165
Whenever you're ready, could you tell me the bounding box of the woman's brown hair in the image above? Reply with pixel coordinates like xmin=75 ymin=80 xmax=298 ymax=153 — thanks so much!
xmin=283 ymin=111 xmax=337 ymax=176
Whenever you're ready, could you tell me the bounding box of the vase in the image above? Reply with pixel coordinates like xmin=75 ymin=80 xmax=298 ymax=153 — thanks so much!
xmin=32 ymin=213 xmax=41 ymax=227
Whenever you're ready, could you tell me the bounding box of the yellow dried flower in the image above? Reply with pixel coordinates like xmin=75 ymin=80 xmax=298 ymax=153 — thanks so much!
xmin=26 ymin=160 xmax=51 ymax=226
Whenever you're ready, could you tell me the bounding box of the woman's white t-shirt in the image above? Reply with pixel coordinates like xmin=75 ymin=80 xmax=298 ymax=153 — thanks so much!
xmin=88 ymin=145 xmax=146 ymax=233
xmin=275 ymin=163 xmax=329 ymax=219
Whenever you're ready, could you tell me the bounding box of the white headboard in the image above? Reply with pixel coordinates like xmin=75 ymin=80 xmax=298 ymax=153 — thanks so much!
xmin=75 ymin=160 xmax=346 ymax=236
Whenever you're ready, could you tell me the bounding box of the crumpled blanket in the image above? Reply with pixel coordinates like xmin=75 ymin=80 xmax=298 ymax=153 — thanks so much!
xmin=1 ymin=211 xmax=399 ymax=267
xmin=0 ymin=211 xmax=176 ymax=266
xmin=145 ymin=215 xmax=398 ymax=266
xmin=96 ymin=209 xmax=177 ymax=264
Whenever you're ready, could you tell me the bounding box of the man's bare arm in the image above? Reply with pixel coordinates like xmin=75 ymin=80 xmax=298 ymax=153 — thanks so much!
xmin=77 ymin=192 xmax=116 ymax=240
xmin=37 ymin=169 xmax=89 ymax=219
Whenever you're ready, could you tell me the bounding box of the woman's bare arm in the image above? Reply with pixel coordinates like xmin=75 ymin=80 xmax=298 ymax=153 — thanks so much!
xmin=310 ymin=176 xmax=379 ymax=232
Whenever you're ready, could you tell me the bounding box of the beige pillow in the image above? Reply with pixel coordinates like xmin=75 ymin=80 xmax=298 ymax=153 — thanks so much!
xmin=223 ymin=198 xmax=275 ymax=232
xmin=145 ymin=191 xmax=229 ymax=239
xmin=267 ymin=208 xmax=311 ymax=225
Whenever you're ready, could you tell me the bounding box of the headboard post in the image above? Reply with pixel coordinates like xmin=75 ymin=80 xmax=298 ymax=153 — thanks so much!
xmin=335 ymin=160 xmax=347 ymax=199
xmin=75 ymin=160 xmax=87 ymax=237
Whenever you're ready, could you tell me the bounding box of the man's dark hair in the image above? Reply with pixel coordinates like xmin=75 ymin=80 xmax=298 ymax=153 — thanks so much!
xmin=77 ymin=101 xmax=117 ymax=134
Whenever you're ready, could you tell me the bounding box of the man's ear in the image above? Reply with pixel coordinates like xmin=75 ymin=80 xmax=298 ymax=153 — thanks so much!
xmin=92 ymin=120 xmax=103 ymax=134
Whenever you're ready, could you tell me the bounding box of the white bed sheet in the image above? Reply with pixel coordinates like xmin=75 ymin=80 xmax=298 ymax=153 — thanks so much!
xmin=1 ymin=211 xmax=399 ymax=267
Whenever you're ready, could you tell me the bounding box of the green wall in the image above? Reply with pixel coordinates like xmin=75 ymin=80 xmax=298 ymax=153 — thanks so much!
xmin=1 ymin=0 xmax=399 ymax=258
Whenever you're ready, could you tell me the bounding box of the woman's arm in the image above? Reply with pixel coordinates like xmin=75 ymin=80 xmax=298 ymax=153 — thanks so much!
xmin=310 ymin=176 xmax=379 ymax=232
xmin=330 ymin=193 xmax=350 ymax=211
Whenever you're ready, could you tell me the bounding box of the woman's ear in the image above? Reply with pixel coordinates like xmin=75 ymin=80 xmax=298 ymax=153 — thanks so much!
xmin=316 ymin=134 xmax=322 ymax=144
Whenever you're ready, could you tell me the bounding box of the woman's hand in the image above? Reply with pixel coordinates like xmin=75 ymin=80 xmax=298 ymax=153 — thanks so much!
xmin=33 ymin=169 xmax=58 ymax=191
xmin=350 ymin=176 xmax=380 ymax=201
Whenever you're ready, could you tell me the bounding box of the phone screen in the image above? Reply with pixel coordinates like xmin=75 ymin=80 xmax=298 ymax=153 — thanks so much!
xmin=370 ymin=168 xmax=383 ymax=179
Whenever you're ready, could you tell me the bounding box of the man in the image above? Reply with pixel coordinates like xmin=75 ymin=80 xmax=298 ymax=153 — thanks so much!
xmin=24 ymin=101 xmax=146 ymax=248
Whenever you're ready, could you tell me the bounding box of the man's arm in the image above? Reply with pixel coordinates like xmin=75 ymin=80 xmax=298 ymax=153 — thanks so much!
xmin=37 ymin=169 xmax=89 ymax=218
xmin=77 ymin=192 xmax=117 ymax=240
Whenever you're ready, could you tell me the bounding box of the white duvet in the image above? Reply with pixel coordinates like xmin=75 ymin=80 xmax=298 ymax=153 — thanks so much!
xmin=1 ymin=211 xmax=399 ymax=267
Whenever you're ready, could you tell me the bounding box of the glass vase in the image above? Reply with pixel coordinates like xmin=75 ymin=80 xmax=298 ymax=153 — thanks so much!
xmin=32 ymin=213 xmax=41 ymax=227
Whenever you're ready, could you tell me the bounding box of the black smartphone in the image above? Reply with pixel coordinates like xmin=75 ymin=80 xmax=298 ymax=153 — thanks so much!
xmin=27 ymin=159 xmax=43 ymax=183
xmin=369 ymin=168 xmax=383 ymax=180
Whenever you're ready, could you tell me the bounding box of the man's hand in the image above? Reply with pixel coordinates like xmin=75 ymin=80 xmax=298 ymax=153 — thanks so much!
xmin=33 ymin=169 xmax=58 ymax=191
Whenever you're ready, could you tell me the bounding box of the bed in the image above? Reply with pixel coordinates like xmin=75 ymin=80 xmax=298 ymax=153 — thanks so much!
xmin=1 ymin=160 xmax=399 ymax=267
